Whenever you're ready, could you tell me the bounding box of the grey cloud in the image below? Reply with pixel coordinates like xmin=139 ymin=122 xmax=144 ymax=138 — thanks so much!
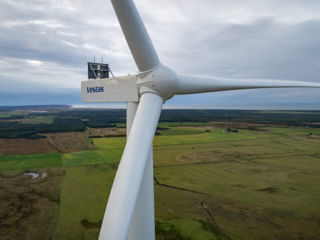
xmin=156 ymin=18 xmax=320 ymax=82
xmin=0 ymin=0 xmax=134 ymax=69
xmin=0 ymin=0 xmax=320 ymax=108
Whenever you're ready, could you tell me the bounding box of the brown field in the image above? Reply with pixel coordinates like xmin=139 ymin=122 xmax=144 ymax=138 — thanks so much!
xmin=0 ymin=138 xmax=56 ymax=155
xmin=88 ymin=127 xmax=126 ymax=138
xmin=0 ymin=131 xmax=91 ymax=155
xmin=0 ymin=128 xmax=125 ymax=156
xmin=46 ymin=131 xmax=91 ymax=153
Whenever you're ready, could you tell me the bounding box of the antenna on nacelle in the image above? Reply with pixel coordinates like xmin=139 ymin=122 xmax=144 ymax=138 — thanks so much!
xmin=88 ymin=61 xmax=109 ymax=80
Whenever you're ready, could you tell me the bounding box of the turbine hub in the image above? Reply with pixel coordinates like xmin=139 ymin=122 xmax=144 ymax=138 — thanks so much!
xmin=137 ymin=65 xmax=179 ymax=101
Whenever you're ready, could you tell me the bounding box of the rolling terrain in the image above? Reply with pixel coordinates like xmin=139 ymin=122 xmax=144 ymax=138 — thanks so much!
xmin=0 ymin=108 xmax=320 ymax=240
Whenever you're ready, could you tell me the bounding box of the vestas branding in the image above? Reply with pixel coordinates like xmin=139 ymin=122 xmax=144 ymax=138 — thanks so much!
xmin=87 ymin=86 xmax=104 ymax=93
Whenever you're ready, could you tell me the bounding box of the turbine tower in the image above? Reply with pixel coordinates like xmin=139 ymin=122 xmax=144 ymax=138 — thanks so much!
xmin=81 ymin=0 xmax=320 ymax=239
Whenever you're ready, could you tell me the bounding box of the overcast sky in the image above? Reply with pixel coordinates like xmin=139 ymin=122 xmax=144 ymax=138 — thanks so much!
xmin=1 ymin=0 xmax=320 ymax=109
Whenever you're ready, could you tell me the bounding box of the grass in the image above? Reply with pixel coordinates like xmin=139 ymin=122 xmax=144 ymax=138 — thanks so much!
xmin=1 ymin=124 xmax=320 ymax=239
xmin=157 ymin=127 xmax=205 ymax=136
xmin=158 ymin=122 xmax=215 ymax=127
xmin=52 ymin=125 xmax=320 ymax=239
xmin=18 ymin=115 xmax=56 ymax=124
xmin=61 ymin=137 xmax=125 ymax=166
xmin=156 ymin=218 xmax=221 ymax=240
xmin=154 ymin=128 xmax=257 ymax=146
xmin=53 ymin=164 xmax=117 ymax=240
xmin=152 ymin=127 xmax=320 ymax=240
xmin=63 ymin=148 xmax=123 ymax=166
xmin=61 ymin=126 xmax=257 ymax=168
xmin=0 ymin=113 xmax=11 ymax=118
xmin=0 ymin=113 xmax=55 ymax=123
xmin=0 ymin=152 xmax=62 ymax=171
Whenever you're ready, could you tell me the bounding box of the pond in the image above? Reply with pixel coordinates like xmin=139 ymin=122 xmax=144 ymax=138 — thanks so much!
xmin=23 ymin=172 xmax=40 ymax=179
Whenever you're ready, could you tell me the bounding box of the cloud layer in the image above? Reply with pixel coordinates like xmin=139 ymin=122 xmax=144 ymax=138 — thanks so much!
xmin=0 ymin=0 xmax=320 ymax=108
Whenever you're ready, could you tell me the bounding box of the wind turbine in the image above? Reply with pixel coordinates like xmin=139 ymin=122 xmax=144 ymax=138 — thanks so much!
xmin=81 ymin=0 xmax=320 ymax=239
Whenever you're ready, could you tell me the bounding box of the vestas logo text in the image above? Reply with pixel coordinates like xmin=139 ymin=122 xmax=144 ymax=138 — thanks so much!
xmin=87 ymin=86 xmax=104 ymax=93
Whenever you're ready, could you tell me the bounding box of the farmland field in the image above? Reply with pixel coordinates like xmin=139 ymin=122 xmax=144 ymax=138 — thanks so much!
xmin=1 ymin=110 xmax=320 ymax=240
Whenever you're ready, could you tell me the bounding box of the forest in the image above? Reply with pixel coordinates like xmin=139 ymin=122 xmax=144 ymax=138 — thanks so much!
xmin=0 ymin=105 xmax=319 ymax=139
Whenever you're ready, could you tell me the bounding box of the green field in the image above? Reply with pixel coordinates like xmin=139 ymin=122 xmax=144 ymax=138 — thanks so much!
xmin=17 ymin=115 xmax=56 ymax=124
xmin=0 ymin=113 xmax=11 ymax=118
xmin=0 ymin=152 xmax=62 ymax=171
xmin=1 ymin=124 xmax=320 ymax=240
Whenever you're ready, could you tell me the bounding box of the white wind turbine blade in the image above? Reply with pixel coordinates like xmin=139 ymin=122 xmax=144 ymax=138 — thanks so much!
xmin=98 ymin=93 xmax=163 ymax=240
xmin=128 ymin=149 xmax=155 ymax=240
xmin=176 ymin=74 xmax=320 ymax=94
xmin=111 ymin=0 xmax=160 ymax=72
xmin=126 ymin=102 xmax=155 ymax=240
